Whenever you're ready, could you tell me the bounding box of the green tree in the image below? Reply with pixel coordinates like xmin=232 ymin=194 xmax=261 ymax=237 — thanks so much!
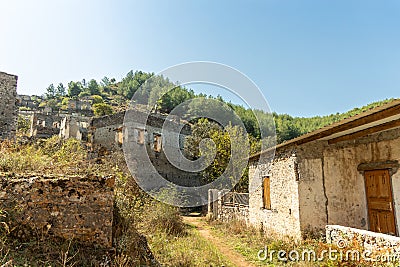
xmin=68 ymin=81 xmax=82 ymax=97
xmin=56 ymin=83 xmax=66 ymax=97
xmin=185 ymin=119 xmax=252 ymax=190
xmin=158 ymin=87 xmax=195 ymax=113
xmin=87 ymin=79 xmax=101 ymax=95
xmin=92 ymin=103 xmax=113 ymax=116
xmin=45 ymin=84 xmax=56 ymax=99
xmin=117 ymin=70 xmax=153 ymax=100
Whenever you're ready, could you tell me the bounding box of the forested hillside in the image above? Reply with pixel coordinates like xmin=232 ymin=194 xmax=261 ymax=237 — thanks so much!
xmin=36 ymin=70 xmax=395 ymax=144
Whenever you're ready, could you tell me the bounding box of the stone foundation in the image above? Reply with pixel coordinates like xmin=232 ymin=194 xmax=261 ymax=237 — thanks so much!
xmin=0 ymin=173 xmax=114 ymax=248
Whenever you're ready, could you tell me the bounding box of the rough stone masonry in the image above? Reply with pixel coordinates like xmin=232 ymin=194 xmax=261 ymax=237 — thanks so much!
xmin=0 ymin=173 xmax=115 ymax=248
xmin=0 ymin=71 xmax=18 ymax=139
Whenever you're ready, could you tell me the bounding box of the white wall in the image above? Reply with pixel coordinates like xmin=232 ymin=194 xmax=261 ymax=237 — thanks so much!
xmin=249 ymin=150 xmax=302 ymax=240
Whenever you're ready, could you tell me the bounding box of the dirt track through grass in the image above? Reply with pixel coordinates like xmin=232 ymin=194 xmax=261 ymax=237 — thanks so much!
xmin=183 ymin=216 xmax=257 ymax=267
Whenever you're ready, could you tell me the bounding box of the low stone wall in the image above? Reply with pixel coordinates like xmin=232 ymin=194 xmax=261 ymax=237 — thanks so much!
xmin=326 ymin=225 xmax=400 ymax=253
xmin=0 ymin=173 xmax=114 ymax=248
xmin=218 ymin=205 xmax=249 ymax=224
xmin=208 ymin=189 xmax=249 ymax=224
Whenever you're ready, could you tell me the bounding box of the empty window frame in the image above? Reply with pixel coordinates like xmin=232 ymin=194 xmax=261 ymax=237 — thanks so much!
xmin=137 ymin=129 xmax=145 ymax=145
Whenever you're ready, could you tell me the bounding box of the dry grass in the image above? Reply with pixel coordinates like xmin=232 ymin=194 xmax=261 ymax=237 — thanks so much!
xmin=0 ymin=137 xmax=87 ymax=175
xmin=0 ymin=138 xmax=159 ymax=266
xmin=208 ymin=220 xmax=383 ymax=267
xmin=0 ymin=138 xmax=238 ymax=266
xmin=144 ymin=224 xmax=234 ymax=267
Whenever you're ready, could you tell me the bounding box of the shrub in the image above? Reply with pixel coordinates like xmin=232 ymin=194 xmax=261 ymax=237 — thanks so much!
xmin=145 ymin=200 xmax=186 ymax=237
xmin=91 ymin=95 xmax=104 ymax=104
xmin=93 ymin=103 xmax=113 ymax=116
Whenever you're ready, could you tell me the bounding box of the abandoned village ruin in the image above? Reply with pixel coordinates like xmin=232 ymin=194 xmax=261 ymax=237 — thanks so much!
xmin=3 ymin=70 xmax=400 ymax=254
xmin=0 ymin=71 xmax=200 ymax=247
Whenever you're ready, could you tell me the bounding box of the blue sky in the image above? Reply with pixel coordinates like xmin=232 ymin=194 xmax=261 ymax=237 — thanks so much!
xmin=1 ymin=0 xmax=399 ymax=117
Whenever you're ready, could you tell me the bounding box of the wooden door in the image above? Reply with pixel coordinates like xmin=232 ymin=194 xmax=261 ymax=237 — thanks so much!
xmin=364 ymin=169 xmax=396 ymax=235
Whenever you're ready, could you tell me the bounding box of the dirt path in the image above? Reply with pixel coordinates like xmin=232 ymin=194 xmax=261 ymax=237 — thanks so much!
xmin=183 ymin=216 xmax=257 ymax=267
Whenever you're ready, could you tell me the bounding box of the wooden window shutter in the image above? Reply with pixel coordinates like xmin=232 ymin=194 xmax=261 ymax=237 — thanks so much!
xmin=263 ymin=176 xmax=271 ymax=209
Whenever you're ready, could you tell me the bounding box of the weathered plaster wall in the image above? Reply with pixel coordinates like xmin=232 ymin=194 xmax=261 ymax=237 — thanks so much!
xmin=324 ymin=129 xmax=400 ymax=231
xmin=0 ymin=173 xmax=114 ymax=248
xmin=0 ymin=72 xmax=18 ymax=139
xmin=249 ymin=149 xmax=302 ymax=239
xmin=296 ymin=141 xmax=329 ymax=236
xmin=297 ymin=128 xmax=400 ymax=236
xmin=249 ymin=127 xmax=400 ymax=239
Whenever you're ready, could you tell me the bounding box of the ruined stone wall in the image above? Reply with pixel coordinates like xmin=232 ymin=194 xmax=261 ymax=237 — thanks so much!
xmin=0 ymin=173 xmax=114 ymax=248
xmin=123 ymin=123 xmax=202 ymax=187
xmin=0 ymin=72 xmax=18 ymax=139
xmin=249 ymin=148 xmax=302 ymax=240
xmin=59 ymin=115 xmax=90 ymax=141
xmin=91 ymin=110 xmax=202 ymax=187
xmin=30 ymin=113 xmax=62 ymax=138
xmin=218 ymin=206 xmax=249 ymax=224
xmin=90 ymin=110 xmax=190 ymax=150
xmin=326 ymin=225 xmax=400 ymax=254
xmin=208 ymin=189 xmax=249 ymax=224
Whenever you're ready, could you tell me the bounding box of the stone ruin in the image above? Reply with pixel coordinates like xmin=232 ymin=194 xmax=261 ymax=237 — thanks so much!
xmin=0 ymin=173 xmax=115 ymax=248
xmin=0 ymin=71 xmax=18 ymax=139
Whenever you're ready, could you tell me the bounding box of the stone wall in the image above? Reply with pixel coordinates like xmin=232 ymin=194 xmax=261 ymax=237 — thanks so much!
xmin=326 ymin=224 xmax=400 ymax=254
xmin=30 ymin=113 xmax=62 ymax=138
xmin=59 ymin=115 xmax=90 ymax=141
xmin=90 ymin=110 xmax=190 ymax=150
xmin=0 ymin=173 xmax=114 ymax=248
xmin=208 ymin=189 xmax=249 ymax=224
xmin=248 ymin=148 xmax=302 ymax=240
xmin=0 ymin=72 xmax=18 ymax=139
xmin=218 ymin=206 xmax=249 ymax=223
xmin=91 ymin=110 xmax=202 ymax=188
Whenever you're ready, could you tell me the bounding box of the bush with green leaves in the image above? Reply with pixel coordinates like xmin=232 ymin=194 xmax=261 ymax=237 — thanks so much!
xmin=93 ymin=103 xmax=113 ymax=116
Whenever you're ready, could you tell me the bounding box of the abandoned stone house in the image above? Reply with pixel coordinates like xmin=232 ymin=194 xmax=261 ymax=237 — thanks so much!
xmin=16 ymin=94 xmax=41 ymax=110
xmin=91 ymin=110 xmax=202 ymax=187
xmin=28 ymin=112 xmax=89 ymax=141
xmin=249 ymin=99 xmax=400 ymax=240
xmin=0 ymin=71 xmax=18 ymax=139
xmin=59 ymin=115 xmax=90 ymax=140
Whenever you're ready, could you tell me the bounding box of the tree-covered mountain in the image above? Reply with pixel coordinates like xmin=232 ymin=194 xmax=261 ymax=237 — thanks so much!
xmin=37 ymin=70 xmax=395 ymax=144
